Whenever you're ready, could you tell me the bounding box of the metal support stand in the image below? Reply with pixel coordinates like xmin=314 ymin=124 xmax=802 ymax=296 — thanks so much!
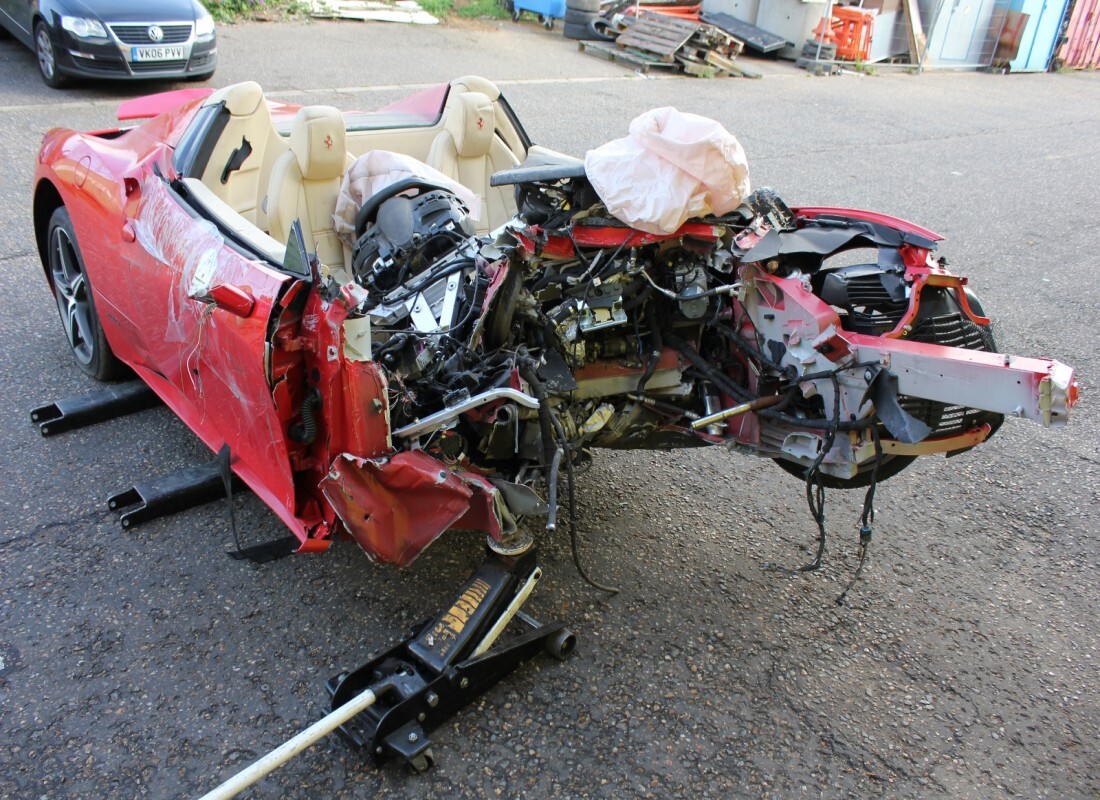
xmin=327 ymin=548 xmax=574 ymax=771
xmin=30 ymin=379 xmax=160 ymax=436
xmin=108 ymin=462 xmax=246 ymax=529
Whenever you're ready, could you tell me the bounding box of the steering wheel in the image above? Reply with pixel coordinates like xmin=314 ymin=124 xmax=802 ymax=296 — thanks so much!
xmin=353 ymin=178 xmax=453 ymax=239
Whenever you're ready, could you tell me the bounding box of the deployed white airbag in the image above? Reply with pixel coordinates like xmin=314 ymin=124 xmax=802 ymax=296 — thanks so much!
xmin=584 ymin=108 xmax=751 ymax=235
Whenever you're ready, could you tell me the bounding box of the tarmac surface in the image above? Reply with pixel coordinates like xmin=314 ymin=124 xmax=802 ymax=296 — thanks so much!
xmin=0 ymin=17 xmax=1098 ymax=800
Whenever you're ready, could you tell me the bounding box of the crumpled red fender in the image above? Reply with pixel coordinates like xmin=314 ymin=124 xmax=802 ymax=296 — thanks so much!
xmin=320 ymin=449 xmax=503 ymax=566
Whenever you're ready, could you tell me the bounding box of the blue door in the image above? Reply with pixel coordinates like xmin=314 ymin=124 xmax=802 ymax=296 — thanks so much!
xmin=1010 ymin=0 xmax=1071 ymax=71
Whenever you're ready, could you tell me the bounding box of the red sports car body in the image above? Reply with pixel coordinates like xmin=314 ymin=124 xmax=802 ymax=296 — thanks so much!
xmin=32 ymin=77 xmax=1079 ymax=570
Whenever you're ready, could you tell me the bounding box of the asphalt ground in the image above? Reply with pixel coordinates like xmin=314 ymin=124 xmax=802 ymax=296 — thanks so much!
xmin=0 ymin=17 xmax=1097 ymax=800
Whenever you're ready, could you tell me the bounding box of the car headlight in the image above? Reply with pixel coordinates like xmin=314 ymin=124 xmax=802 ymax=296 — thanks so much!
xmin=60 ymin=15 xmax=108 ymax=39
xmin=194 ymin=7 xmax=216 ymax=39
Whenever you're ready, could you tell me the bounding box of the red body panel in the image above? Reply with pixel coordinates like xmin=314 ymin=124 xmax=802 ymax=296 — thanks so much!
xmin=35 ymin=97 xmax=313 ymax=547
xmin=117 ymin=88 xmax=214 ymax=122
xmin=792 ymin=206 xmax=944 ymax=242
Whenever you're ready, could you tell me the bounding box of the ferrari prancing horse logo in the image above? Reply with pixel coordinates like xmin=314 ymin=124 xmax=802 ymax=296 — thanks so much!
xmin=323 ymin=135 xmax=334 ymax=150
xmin=476 ymin=117 xmax=484 ymax=129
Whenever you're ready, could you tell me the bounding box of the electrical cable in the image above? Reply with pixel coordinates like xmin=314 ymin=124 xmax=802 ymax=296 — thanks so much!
xmin=836 ymin=425 xmax=882 ymax=606
xmin=548 ymin=410 xmax=619 ymax=594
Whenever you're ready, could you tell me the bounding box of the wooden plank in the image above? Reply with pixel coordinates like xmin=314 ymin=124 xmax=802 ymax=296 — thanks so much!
xmin=617 ymin=30 xmax=693 ymax=56
xmin=699 ymin=48 xmax=760 ymax=78
xmin=620 ymin=46 xmax=682 ymax=67
xmin=901 ymin=0 xmax=927 ymax=64
xmin=677 ymin=58 xmax=712 ymax=76
xmin=704 ymin=49 xmax=739 ymax=74
xmin=619 ymin=11 xmax=699 ymax=37
xmin=622 ymin=30 xmax=686 ymax=51
xmin=578 ymin=41 xmax=652 ymax=72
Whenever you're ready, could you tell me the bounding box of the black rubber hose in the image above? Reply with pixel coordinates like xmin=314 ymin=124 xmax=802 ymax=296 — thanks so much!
xmin=665 ymin=332 xmax=755 ymax=403
xmin=635 ymin=306 xmax=664 ymax=393
xmin=291 ymin=386 xmax=323 ymax=444
xmin=519 ymin=360 xmax=556 ymax=467
xmin=709 ymin=320 xmax=783 ymax=371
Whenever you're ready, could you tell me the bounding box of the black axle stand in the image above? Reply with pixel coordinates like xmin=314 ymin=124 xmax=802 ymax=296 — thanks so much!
xmin=30 ymin=379 xmax=160 ymax=437
xmin=326 ymin=549 xmax=574 ymax=771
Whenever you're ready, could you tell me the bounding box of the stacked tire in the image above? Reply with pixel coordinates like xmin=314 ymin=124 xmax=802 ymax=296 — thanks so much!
xmin=795 ymin=38 xmax=838 ymax=72
xmin=563 ymin=0 xmax=602 ymax=40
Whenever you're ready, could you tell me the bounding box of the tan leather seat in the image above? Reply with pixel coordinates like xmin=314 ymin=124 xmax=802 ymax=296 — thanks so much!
xmin=199 ymin=81 xmax=284 ymax=227
xmin=267 ymin=106 xmax=350 ymax=269
xmin=426 ymin=91 xmax=519 ymax=235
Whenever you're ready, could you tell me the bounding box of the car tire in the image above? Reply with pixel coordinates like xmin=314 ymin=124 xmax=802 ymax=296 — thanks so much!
xmin=35 ymin=22 xmax=69 ymax=89
xmin=46 ymin=207 xmax=125 ymax=381
xmin=564 ymin=8 xmax=595 ymax=25
xmin=771 ymin=452 xmax=917 ymax=490
xmin=588 ymin=17 xmax=616 ymax=41
xmin=563 ymin=20 xmax=600 ymax=39
xmin=566 ymin=0 xmax=600 ymax=11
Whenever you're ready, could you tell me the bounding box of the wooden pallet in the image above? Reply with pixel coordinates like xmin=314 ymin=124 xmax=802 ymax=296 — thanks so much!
xmin=581 ymin=10 xmax=758 ymax=78
xmin=616 ymin=11 xmax=700 ymax=61
xmin=673 ymin=21 xmax=756 ymax=77
xmin=577 ymin=40 xmax=681 ymax=73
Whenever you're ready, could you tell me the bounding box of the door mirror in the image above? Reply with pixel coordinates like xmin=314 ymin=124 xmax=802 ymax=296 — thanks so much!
xmin=202 ymin=283 xmax=255 ymax=317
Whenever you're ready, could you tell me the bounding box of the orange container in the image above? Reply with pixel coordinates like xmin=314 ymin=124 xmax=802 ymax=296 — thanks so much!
xmin=831 ymin=7 xmax=875 ymax=61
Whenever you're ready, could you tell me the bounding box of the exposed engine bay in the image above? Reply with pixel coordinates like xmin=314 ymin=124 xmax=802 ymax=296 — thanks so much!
xmin=303 ymin=167 xmax=1076 ymax=570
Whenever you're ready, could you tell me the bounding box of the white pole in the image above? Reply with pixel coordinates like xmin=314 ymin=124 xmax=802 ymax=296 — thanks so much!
xmin=197 ymin=688 xmax=378 ymax=800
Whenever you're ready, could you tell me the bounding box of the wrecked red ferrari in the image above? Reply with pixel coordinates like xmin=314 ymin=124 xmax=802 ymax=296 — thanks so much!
xmin=32 ymin=77 xmax=1078 ymax=778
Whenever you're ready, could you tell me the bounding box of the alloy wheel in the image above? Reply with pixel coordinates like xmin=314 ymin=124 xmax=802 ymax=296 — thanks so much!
xmin=35 ymin=27 xmax=55 ymax=80
xmin=49 ymin=224 xmax=95 ymax=366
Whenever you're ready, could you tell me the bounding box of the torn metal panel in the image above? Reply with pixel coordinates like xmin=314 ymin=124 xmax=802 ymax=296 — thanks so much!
xmin=320 ymin=451 xmax=498 ymax=566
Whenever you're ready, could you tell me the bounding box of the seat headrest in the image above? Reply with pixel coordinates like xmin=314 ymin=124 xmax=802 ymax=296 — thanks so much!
xmin=450 ymin=75 xmax=501 ymax=101
xmin=445 ymin=92 xmax=496 ymax=159
xmin=290 ymin=106 xmax=346 ymax=181
xmin=205 ymin=81 xmax=264 ymax=116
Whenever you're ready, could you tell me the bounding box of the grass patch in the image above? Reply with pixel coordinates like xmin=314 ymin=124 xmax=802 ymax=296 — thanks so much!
xmin=417 ymin=0 xmax=455 ymax=16
xmin=201 ymin=0 xmax=312 ymax=24
xmin=454 ymin=0 xmax=509 ymax=19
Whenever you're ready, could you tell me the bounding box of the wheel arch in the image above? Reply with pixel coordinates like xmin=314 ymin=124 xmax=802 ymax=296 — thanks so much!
xmin=32 ymin=1 xmax=62 ymax=31
xmin=31 ymin=10 xmax=52 ymax=38
xmin=33 ymin=178 xmax=65 ymax=284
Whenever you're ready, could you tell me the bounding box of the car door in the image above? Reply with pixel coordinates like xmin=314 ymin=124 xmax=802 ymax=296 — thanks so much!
xmin=119 ymin=171 xmax=301 ymax=525
xmin=0 ymin=0 xmax=32 ymax=41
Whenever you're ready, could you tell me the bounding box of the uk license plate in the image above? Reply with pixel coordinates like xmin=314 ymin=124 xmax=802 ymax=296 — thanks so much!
xmin=131 ymin=45 xmax=185 ymax=62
